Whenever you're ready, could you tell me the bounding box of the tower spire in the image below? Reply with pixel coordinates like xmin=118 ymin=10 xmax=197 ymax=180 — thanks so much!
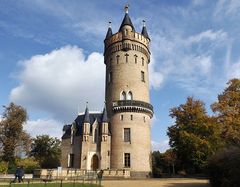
xmin=105 ymin=21 xmax=113 ymax=40
xmin=102 ymin=101 xmax=108 ymax=122
xmin=84 ymin=102 xmax=90 ymax=123
xmin=119 ymin=4 xmax=135 ymax=31
xmin=141 ymin=20 xmax=150 ymax=40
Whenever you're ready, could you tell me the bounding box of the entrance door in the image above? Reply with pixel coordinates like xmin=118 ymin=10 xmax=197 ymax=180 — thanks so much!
xmin=91 ymin=154 xmax=99 ymax=171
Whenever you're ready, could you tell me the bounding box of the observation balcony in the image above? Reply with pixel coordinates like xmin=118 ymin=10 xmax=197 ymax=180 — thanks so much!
xmin=112 ymin=100 xmax=154 ymax=117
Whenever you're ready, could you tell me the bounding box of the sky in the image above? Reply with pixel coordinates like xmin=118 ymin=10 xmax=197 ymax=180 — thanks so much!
xmin=0 ymin=0 xmax=240 ymax=152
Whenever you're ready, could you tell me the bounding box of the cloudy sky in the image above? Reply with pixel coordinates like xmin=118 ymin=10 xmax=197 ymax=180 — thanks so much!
xmin=0 ymin=0 xmax=240 ymax=152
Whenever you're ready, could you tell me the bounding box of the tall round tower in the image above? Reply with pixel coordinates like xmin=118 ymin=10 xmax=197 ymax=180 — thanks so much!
xmin=104 ymin=6 xmax=153 ymax=177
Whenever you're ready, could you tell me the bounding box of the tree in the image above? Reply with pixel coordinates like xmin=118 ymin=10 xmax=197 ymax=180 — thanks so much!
xmin=30 ymin=135 xmax=61 ymax=168
xmin=0 ymin=103 xmax=31 ymax=163
xmin=167 ymin=97 xmax=222 ymax=173
xmin=211 ymin=78 xmax=240 ymax=146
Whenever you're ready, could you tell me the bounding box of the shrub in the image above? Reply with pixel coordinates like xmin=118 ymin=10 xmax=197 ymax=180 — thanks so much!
xmin=207 ymin=146 xmax=240 ymax=187
xmin=16 ymin=158 xmax=40 ymax=173
xmin=0 ymin=161 xmax=8 ymax=174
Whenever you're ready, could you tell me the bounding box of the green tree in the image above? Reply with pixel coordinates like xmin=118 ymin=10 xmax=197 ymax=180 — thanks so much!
xmin=167 ymin=97 xmax=222 ymax=173
xmin=211 ymin=78 xmax=240 ymax=146
xmin=0 ymin=103 xmax=31 ymax=163
xmin=30 ymin=135 xmax=61 ymax=168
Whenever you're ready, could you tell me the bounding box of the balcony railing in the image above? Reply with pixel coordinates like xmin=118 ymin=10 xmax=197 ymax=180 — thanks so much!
xmin=112 ymin=100 xmax=154 ymax=117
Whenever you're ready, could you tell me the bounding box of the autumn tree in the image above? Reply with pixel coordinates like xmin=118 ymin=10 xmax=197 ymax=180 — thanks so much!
xmin=211 ymin=78 xmax=240 ymax=146
xmin=30 ymin=135 xmax=61 ymax=168
xmin=0 ymin=103 xmax=31 ymax=163
xmin=167 ymin=97 xmax=222 ymax=173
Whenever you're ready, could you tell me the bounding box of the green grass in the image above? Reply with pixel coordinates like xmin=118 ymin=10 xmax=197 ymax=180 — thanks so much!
xmin=2 ymin=183 xmax=99 ymax=187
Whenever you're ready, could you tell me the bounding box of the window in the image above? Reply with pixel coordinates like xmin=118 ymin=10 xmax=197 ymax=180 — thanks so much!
xmin=144 ymin=116 xmax=146 ymax=122
xmin=141 ymin=71 xmax=145 ymax=82
xmin=71 ymin=128 xmax=74 ymax=145
xmin=130 ymin=115 xmax=133 ymax=120
xmin=124 ymin=128 xmax=131 ymax=142
xmin=125 ymin=53 xmax=129 ymax=63
xmin=120 ymin=91 xmax=126 ymax=100
xmin=120 ymin=114 xmax=124 ymax=121
xmin=134 ymin=55 xmax=138 ymax=64
xmin=68 ymin=154 xmax=74 ymax=168
xmin=142 ymin=57 xmax=144 ymax=66
xmin=124 ymin=153 xmax=131 ymax=168
xmin=116 ymin=55 xmax=120 ymax=64
xmin=108 ymin=72 xmax=112 ymax=83
xmin=127 ymin=91 xmax=133 ymax=100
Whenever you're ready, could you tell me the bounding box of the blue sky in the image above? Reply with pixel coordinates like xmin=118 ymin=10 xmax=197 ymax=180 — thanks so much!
xmin=0 ymin=0 xmax=240 ymax=152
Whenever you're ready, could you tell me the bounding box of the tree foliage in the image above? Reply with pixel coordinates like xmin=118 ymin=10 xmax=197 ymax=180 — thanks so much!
xmin=16 ymin=158 xmax=40 ymax=173
xmin=211 ymin=78 xmax=240 ymax=146
xmin=30 ymin=135 xmax=61 ymax=168
xmin=167 ymin=97 xmax=222 ymax=173
xmin=0 ymin=103 xmax=31 ymax=163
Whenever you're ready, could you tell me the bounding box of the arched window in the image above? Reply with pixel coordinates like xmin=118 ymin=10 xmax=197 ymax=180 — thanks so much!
xmin=120 ymin=91 xmax=126 ymax=100
xmin=127 ymin=91 xmax=133 ymax=100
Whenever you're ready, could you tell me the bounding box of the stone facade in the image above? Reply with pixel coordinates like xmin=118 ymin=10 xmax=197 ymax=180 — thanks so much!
xmin=61 ymin=6 xmax=153 ymax=177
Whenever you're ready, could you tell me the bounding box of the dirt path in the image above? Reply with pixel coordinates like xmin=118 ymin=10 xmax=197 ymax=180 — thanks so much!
xmin=102 ymin=178 xmax=210 ymax=187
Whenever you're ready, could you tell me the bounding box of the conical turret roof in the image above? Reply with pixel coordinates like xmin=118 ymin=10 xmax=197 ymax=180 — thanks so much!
xmin=141 ymin=20 xmax=150 ymax=40
xmin=102 ymin=104 xmax=108 ymax=122
xmin=119 ymin=5 xmax=135 ymax=32
xmin=84 ymin=105 xmax=90 ymax=123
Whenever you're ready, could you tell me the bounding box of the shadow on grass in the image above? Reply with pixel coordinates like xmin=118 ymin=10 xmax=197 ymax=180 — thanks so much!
xmin=164 ymin=182 xmax=210 ymax=187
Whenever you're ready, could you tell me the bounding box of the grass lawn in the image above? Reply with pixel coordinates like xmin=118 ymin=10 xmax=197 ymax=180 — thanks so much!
xmin=2 ymin=183 xmax=99 ymax=187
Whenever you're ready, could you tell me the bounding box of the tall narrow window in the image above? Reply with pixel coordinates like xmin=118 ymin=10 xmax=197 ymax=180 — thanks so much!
xmin=124 ymin=128 xmax=131 ymax=142
xmin=94 ymin=128 xmax=98 ymax=143
xmin=124 ymin=153 xmax=131 ymax=168
xmin=134 ymin=55 xmax=138 ymax=64
xmin=120 ymin=114 xmax=124 ymax=121
xmin=144 ymin=116 xmax=146 ymax=122
xmin=125 ymin=53 xmax=129 ymax=63
xmin=116 ymin=55 xmax=120 ymax=64
xmin=142 ymin=57 xmax=144 ymax=66
xmin=127 ymin=91 xmax=133 ymax=100
xmin=68 ymin=154 xmax=74 ymax=168
xmin=141 ymin=71 xmax=145 ymax=82
xmin=130 ymin=115 xmax=133 ymax=121
xmin=108 ymin=72 xmax=112 ymax=83
xmin=120 ymin=91 xmax=126 ymax=100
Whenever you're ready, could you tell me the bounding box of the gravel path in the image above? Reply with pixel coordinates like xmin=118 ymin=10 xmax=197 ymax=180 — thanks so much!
xmin=102 ymin=178 xmax=210 ymax=187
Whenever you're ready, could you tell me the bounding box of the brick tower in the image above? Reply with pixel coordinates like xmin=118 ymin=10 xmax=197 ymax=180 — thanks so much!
xmin=104 ymin=5 xmax=153 ymax=177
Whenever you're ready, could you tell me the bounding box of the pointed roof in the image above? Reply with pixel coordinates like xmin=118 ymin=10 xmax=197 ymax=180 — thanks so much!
xmin=84 ymin=105 xmax=90 ymax=123
xmin=102 ymin=104 xmax=108 ymax=122
xmin=105 ymin=22 xmax=113 ymax=40
xmin=141 ymin=20 xmax=150 ymax=40
xmin=119 ymin=5 xmax=135 ymax=32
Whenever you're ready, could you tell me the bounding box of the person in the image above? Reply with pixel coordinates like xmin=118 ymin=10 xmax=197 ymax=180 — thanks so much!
xmin=17 ymin=166 xmax=24 ymax=183
xmin=13 ymin=167 xmax=20 ymax=183
xmin=97 ymin=169 xmax=103 ymax=186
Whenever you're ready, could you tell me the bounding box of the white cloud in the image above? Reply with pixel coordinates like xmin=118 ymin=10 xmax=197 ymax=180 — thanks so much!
xmin=214 ymin=0 xmax=240 ymax=17
xmin=24 ymin=119 xmax=63 ymax=139
xmin=151 ymin=140 xmax=170 ymax=152
xmin=226 ymin=60 xmax=240 ymax=79
xmin=10 ymin=45 xmax=105 ymax=121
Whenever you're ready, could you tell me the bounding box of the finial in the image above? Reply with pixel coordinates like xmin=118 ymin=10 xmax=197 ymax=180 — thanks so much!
xmin=108 ymin=21 xmax=112 ymax=28
xmin=124 ymin=4 xmax=129 ymax=14
xmin=142 ymin=20 xmax=146 ymax=27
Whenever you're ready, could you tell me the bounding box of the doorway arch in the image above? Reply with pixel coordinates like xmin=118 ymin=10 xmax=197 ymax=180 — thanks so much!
xmin=91 ymin=154 xmax=99 ymax=171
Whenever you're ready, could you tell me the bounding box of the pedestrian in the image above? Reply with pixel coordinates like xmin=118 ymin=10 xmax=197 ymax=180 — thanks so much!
xmin=13 ymin=167 xmax=20 ymax=183
xmin=17 ymin=166 xmax=24 ymax=183
xmin=97 ymin=169 xmax=103 ymax=186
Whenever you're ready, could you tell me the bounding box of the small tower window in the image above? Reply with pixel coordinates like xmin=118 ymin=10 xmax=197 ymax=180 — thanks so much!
xmin=120 ymin=91 xmax=126 ymax=100
xmin=141 ymin=71 xmax=145 ymax=82
xmin=124 ymin=128 xmax=131 ymax=142
xmin=94 ymin=128 xmax=98 ymax=143
xmin=116 ymin=55 xmax=120 ymax=64
xmin=142 ymin=57 xmax=144 ymax=66
xmin=144 ymin=116 xmax=146 ymax=122
xmin=130 ymin=115 xmax=133 ymax=120
xmin=125 ymin=53 xmax=129 ymax=63
xmin=127 ymin=91 xmax=133 ymax=100
xmin=134 ymin=55 xmax=138 ymax=64
xmin=120 ymin=114 xmax=124 ymax=121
